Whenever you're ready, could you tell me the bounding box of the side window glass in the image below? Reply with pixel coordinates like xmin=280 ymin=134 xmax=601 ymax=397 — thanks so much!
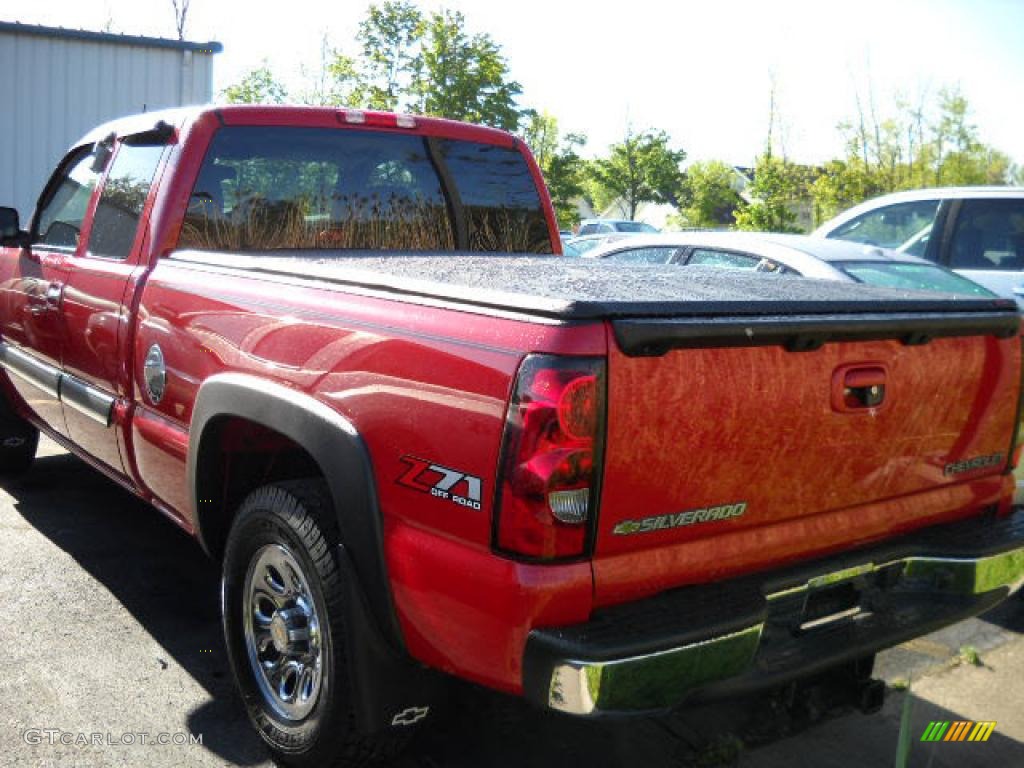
xmin=87 ymin=142 xmax=165 ymax=260
xmin=948 ymin=199 xmax=1024 ymax=271
xmin=688 ymin=248 xmax=759 ymax=270
xmin=829 ymin=200 xmax=940 ymax=251
xmin=604 ymin=247 xmax=676 ymax=264
xmin=35 ymin=147 xmax=102 ymax=251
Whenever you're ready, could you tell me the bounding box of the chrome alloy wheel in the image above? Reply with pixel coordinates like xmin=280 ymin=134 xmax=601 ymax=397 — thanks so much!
xmin=243 ymin=543 xmax=324 ymax=721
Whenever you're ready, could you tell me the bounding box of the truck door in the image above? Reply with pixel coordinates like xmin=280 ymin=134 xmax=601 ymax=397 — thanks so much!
xmin=0 ymin=144 xmax=104 ymax=436
xmin=59 ymin=133 xmax=169 ymax=475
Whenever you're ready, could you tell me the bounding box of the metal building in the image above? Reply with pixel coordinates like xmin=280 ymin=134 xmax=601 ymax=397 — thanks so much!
xmin=0 ymin=21 xmax=221 ymax=220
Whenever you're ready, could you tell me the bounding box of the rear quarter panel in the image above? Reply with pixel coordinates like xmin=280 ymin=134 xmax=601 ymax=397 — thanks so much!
xmin=131 ymin=260 xmax=603 ymax=689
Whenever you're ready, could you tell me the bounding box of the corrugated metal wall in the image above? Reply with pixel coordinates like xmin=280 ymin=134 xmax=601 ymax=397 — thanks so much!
xmin=0 ymin=31 xmax=215 ymax=220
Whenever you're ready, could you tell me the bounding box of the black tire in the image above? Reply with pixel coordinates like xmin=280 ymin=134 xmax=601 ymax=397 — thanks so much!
xmin=0 ymin=401 xmax=39 ymax=476
xmin=222 ymin=480 xmax=406 ymax=767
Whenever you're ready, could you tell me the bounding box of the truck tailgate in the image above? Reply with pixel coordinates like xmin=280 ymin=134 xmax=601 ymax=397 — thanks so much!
xmin=594 ymin=313 xmax=1020 ymax=605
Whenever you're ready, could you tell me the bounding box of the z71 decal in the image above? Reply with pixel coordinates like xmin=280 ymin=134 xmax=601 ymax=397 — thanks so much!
xmin=397 ymin=456 xmax=483 ymax=511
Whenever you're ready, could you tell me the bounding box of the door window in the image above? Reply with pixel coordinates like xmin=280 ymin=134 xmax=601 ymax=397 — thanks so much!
xmin=687 ymin=248 xmax=760 ymax=269
xmin=603 ymin=246 xmax=677 ymax=264
xmin=34 ymin=147 xmax=103 ymax=251
xmin=948 ymin=199 xmax=1024 ymax=271
xmin=828 ymin=200 xmax=940 ymax=252
xmin=87 ymin=143 xmax=166 ymax=260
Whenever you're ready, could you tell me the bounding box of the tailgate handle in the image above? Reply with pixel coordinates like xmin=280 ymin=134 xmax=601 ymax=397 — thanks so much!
xmin=833 ymin=365 xmax=887 ymax=411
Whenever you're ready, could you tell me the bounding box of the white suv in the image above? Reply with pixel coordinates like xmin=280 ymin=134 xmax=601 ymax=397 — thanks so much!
xmin=812 ymin=187 xmax=1024 ymax=305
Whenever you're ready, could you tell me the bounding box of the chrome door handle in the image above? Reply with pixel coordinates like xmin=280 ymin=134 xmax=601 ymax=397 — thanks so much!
xmin=44 ymin=282 xmax=64 ymax=311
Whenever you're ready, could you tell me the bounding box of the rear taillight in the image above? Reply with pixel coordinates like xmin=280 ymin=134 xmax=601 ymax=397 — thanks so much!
xmin=493 ymin=355 xmax=606 ymax=561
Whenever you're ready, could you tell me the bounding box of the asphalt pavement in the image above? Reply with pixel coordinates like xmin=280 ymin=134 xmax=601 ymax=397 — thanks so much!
xmin=1 ymin=438 xmax=1021 ymax=767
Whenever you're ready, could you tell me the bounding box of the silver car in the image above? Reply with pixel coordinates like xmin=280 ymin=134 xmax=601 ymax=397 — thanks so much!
xmin=576 ymin=218 xmax=659 ymax=236
xmin=811 ymin=187 xmax=1024 ymax=305
xmin=582 ymin=231 xmax=994 ymax=297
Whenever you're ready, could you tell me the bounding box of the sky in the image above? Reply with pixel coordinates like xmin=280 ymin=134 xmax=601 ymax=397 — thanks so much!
xmin=2 ymin=0 xmax=1022 ymax=166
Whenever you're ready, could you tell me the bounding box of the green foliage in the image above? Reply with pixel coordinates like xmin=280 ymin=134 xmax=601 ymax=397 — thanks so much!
xmin=734 ymin=154 xmax=806 ymax=233
xmin=411 ymin=9 xmax=525 ymax=130
xmin=308 ymin=4 xmax=527 ymax=130
xmin=322 ymin=54 xmax=368 ymax=107
xmin=809 ymin=86 xmax=1014 ymax=225
xmin=958 ymin=645 xmax=982 ymax=666
xmin=677 ymin=160 xmax=744 ymax=228
xmin=357 ymin=1 xmax=424 ymax=111
xmin=811 ymin=158 xmax=886 ymax=224
xmin=221 ymin=64 xmax=288 ymax=104
xmin=520 ymin=112 xmax=587 ymax=226
xmin=587 ymin=128 xmax=686 ymax=220
xmin=894 ymin=689 xmax=915 ymax=768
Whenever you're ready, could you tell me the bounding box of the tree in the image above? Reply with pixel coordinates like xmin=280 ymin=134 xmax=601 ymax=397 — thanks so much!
xmin=357 ymin=1 xmax=424 ymax=111
xmin=171 ymin=0 xmax=190 ymax=41
xmin=677 ymin=161 xmax=744 ymax=228
xmin=222 ymin=65 xmax=288 ymax=104
xmin=411 ymin=10 xmax=525 ymax=130
xmin=931 ymin=87 xmax=1011 ymax=185
xmin=587 ymin=128 xmax=686 ymax=220
xmin=734 ymin=153 xmax=806 ymax=233
xmin=521 ymin=111 xmax=587 ymax=227
xmin=810 ymin=158 xmax=885 ymax=225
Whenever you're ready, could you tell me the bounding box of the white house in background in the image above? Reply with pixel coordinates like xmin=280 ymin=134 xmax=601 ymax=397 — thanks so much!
xmin=0 ymin=21 xmax=221 ymax=221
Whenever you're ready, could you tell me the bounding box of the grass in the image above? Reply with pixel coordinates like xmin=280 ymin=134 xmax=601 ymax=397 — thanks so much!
xmin=893 ymin=687 xmax=916 ymax=768
xmin=958 ymin=644 xmax=983 ymax=667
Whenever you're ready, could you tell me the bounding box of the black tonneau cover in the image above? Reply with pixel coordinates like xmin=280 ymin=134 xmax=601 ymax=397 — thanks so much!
xmin=170 ymin=251 xmax=1019 ymax=352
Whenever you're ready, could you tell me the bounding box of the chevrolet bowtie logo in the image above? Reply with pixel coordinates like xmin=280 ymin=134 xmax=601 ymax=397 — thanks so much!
xmin=391 ymin=706 xmax=430 ymax=727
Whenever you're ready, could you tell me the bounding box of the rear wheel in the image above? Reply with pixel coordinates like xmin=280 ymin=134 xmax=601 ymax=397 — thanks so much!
xmin=222 ymin=480 xmax=407 ymax=767
xmin=0 ymin=399 xmax=39 ymax=476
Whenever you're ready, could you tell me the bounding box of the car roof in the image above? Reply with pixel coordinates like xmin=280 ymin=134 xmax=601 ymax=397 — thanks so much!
xmin=584 ymin=231 xmax=933 ymax=278
xmin=74 ymin=105 xmax=517 ymax=150
xmin=567 ymin=232 xmax=633 ymax=243
xmin=811 ymin=186 xmax=1024 ymax=236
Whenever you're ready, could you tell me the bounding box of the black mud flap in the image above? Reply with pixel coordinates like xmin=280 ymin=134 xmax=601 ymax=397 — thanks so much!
xmin=334 ymin=544 xmax=449 ymax=734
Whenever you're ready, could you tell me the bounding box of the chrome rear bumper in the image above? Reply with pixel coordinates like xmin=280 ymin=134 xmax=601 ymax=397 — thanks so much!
xmin=524 ymin=512 xmax=1024 ymax=716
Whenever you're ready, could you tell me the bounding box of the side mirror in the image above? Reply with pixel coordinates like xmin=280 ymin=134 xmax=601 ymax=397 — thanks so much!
xmin=0 ymin=206 xmax=30 ymax=247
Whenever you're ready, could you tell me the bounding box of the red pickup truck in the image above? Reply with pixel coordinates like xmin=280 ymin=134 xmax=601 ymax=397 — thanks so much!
xmin=1 ymin=105 xmax=1023 ymax=767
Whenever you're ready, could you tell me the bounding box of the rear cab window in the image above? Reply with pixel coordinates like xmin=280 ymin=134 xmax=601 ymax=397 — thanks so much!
xmin=178 ymin=126 xmax=553 ymax=254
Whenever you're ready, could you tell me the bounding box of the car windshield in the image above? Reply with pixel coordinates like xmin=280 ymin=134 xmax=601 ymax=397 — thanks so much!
xmin=837 ymin=261 xmax=995 ymax=296
xmin=614 ymin=221 xmax=658 ymax=233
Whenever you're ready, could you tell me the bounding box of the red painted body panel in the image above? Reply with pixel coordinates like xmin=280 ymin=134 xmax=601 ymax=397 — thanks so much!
xmin=593 ymin=330 xmax=1020 ymax=605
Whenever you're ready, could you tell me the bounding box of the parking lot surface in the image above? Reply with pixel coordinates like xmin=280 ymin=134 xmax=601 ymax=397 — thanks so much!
xmin=2 ymin=439 xmax=1021 ymax=767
